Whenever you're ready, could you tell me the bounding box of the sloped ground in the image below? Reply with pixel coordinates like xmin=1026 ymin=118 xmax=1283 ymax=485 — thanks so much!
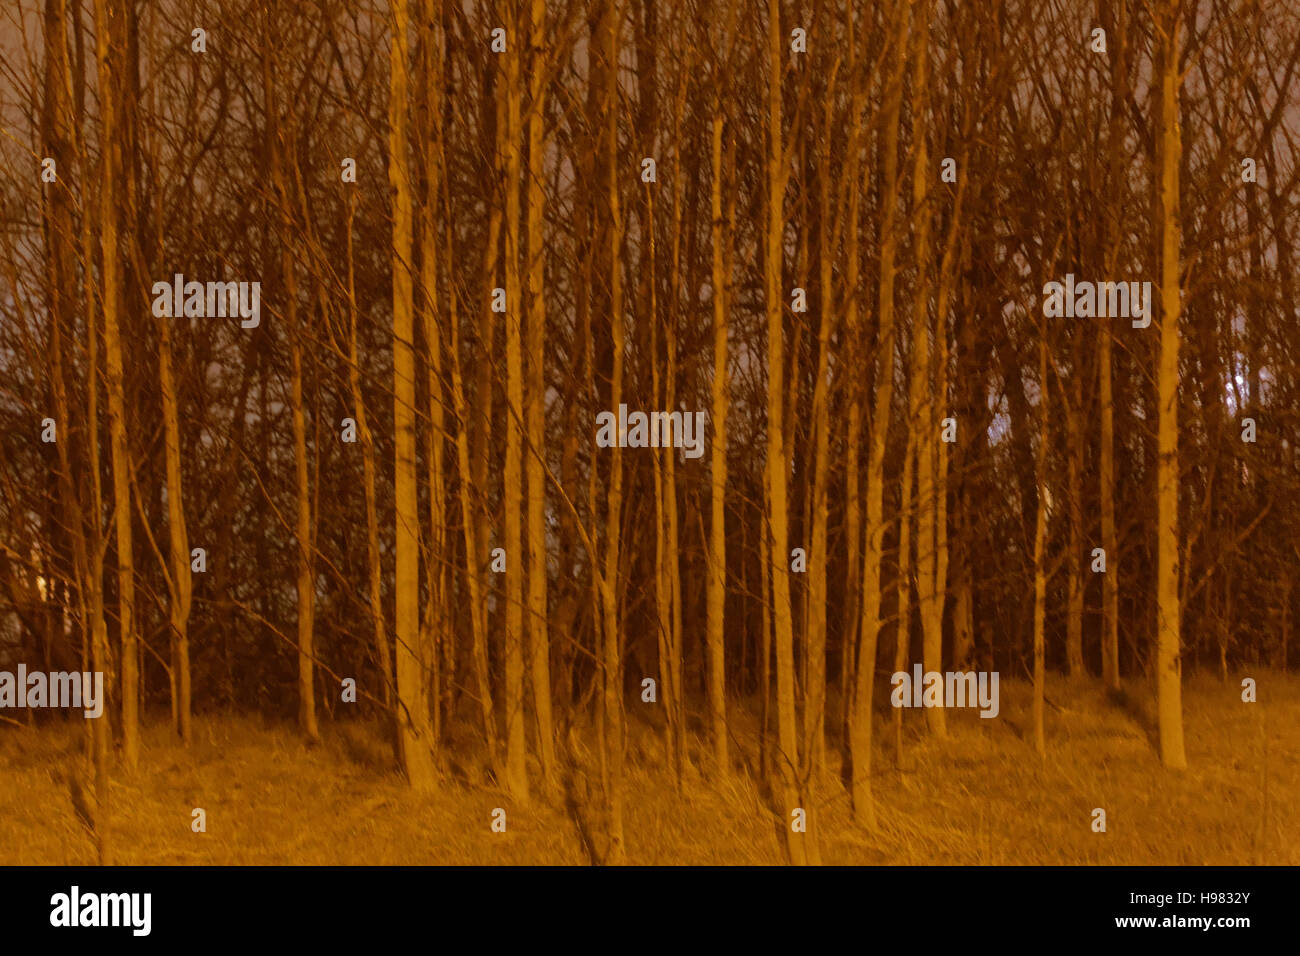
xmin=0 ymin=670 xmax=1294 ymax=865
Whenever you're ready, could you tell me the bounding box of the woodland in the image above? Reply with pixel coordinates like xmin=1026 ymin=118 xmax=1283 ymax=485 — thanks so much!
xmin=0 ymin=0 xmax=1297 ymax=865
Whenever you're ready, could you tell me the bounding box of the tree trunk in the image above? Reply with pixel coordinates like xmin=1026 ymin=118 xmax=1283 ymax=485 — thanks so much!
xmin=390 ymin=0 xmax=437 ymax=789
xmin=1066 ymin=372 xmax=1084 ymax=677
xmin=895 ymin=433 xmax=915 ymax=766
xmin=1100 ymin=0 xmax=1125 ymax=689
xmin=707 ymin=104 xmax=730 ymax=774
xmin=1155 ymin=0 xmax=1187 ymax=769
xmin=1033 ymin=326 xmax=1049 ymax=757
xmin=449 ymin=223 xmax=497 ymax=767
xmin=42 ymin=0 xmax=92 ymax=728
xmin=1099 ymin=314 xmax=1119 ymax=688
xmin=851 ymin=0 xmax=910 ymax=829
xmin=804 ymin=60 xmax=838 ymax=788
xmin=601 ymin=0 xmax=627 ymax=863
xmin=93 ymin=0 xmax=138 ymax=772
xmin=908 ymin=7 xmax=944 ymax=738
xmin=419 ymin=0 xmax=448 ymax=751
xmin=157 ymin=293 xmax=192 ymax=746
xmin=765 ymin=0 xmax=808 ymax=866
xmin=266 ymin=48 xmax=319 ymax=745
xmin=840 ymin=22 xmax=866 ymax=750
xmin=525 ymin=0 xmax=556 ymax=794
xmin=290 ymin=304 xmax=317 ymax=742
xmin=664 ymin=79 xmax=686 ymax=788
xmin=502 ymin=0 xmax=529 ymax=802
xmin=86 ymin=2 xmax=113 ymax=854
xmin=345 ymin=201 xmax=395 ymax=718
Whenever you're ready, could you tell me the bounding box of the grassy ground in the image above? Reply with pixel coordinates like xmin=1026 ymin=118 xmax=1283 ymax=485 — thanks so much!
xmin=1 ymin=669 xmax=1295 ymax=865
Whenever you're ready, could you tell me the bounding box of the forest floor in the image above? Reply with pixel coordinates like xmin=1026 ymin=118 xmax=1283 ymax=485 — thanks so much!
xmin=1 ymin=669 xmax=1295 ymax=865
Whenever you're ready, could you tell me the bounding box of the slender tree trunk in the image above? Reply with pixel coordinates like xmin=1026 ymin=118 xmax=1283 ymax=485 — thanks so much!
xmin=390 ymin=0 xmax=436 ymax=789
xmin=419 ymin=0 xmax=448 ymax=750
xmin=421 ymin=327 xmax=446 ymax=748
xmin=804 ymin=61 xmax=838 ymax=788
xmin=93 ymin=0 xmax=138 ymax=772
xmin=290 ymin=301 xmax=317 ymax=742
xmin=1066 ymin=372 xmax=1084 ymax=677
xmin=601 ymin=0 xmax=627 ymax=863
xmin=1099 ymin=311 xmax=1119 ymax=688
xmin=765 ymin=0 xmax=808 ymax=866
xmin=894 ymin=433 xmax=915 ymax=766
xmin=840 ymin=23 xmax=865 ymax=748
xmin=851 ymin=0 xmax=910 ymax=829
xmin=1099 ymin=1 xmax=1125 ymax=690
xmin=1033 ymin=325 xmax=1049 ymax=757
xmin=449 ymin=218 xmax=497 ymax=766
xmin=1281 ymin=575 xmax=1291 ymax=673
xmin=471 ymin=77 xmax=502 ymax=770
xmin=85 ymin=261 xmax=112 ymax=864
xmin=50 ymin=0 xmax=108 ymax=861
xmin=88 ymin=563 xmax=112 ymax=865
xmin=157 ymin=291 xmax=192 ymax=746
xmin=502 ymin=0 xmax=529 ymax=802
xmin=951 ymin=305 xmax=980 ymax=675
xmin=707 ymin=97 xmax=732 ymax=774
xmin=474 ymin=90 xmax=497 ymax=668
xmin=664 ymin=82 xmax=686 ymax=787
xmin=345 ymin=201 xmax=395 ymax=717
xmin=525 ymin=0 xmax=556 ymax=794
xmin=43 ymin=0 xmax=91 ymax=728
xmin=83 ymin=9 xmax=112 ymax=851
xmin=931 ymin=183 xmax=957 ymax=689
xmin=908 ymin=6 xmax=944 ymax=738
xmin=649 ymin=191 xmax=678 ymax=783
xmin=1155 ymin=0 xmax=1187 ymax=769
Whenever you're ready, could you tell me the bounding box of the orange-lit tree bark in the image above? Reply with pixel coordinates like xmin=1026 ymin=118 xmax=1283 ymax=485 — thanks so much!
xmin=92 ymin=0 xmax=139 ymax=772
xmin=44 ymin=0 xmax=111 ymax=862
xmin=418 ymin=0 xmax=449 ymax=748
xmin=839 ymin=14 xmax=867 ymax=737
xmin=1155 ymin=0 xmax=1187 ymax=769
xmin=525 ymin=0 xmax=556 ymax=793
xmin=1064 ymin=351 xmax=1084 ymax=677
xmin=1033 ymin=317 xmax=1049 ymax=757
xmin=83 ymin=0 xmax=117 ymax=860
xmin=894 ymin=417 xmax=915 ymax=765
xmin=1097 ymin=0 xmax=1130 ymax=691
xmin=502 ymin=0 xmax=529 ymax=802
xmin=764 ymin=0 xmax=808 ymax=866
xmin=908 ymin=5 xmax=945 ymax=739
xmin=804 ymin=56 xmax=840 ymax=788
xmin=706 ymin=95 xmax=730 ymax=774
xmin=390 ymin=0 xmax=437 ymax=789
xmin=851 ymin=0 xmax=909 ymax=829
xmin=470 ymin=57 xmax=503 ymax=769
xmin=600 ymin=0 xmax=627 ymax=863
xmin=345 ymin=200 xmax=394 ymax=715
xmin=662 ymin=64 xmax=688 ymax=788
xmin=156 ymin=261 xmax=193 ymax=747
xmin=41 ymin=0 xmax=91 ymax=726
xmin=449 ymin=203 xmax=497 ymax=767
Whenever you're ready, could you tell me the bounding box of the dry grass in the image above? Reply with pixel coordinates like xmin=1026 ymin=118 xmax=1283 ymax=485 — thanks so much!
xmin=1 ymin=669 xmax=1295 ymax=865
